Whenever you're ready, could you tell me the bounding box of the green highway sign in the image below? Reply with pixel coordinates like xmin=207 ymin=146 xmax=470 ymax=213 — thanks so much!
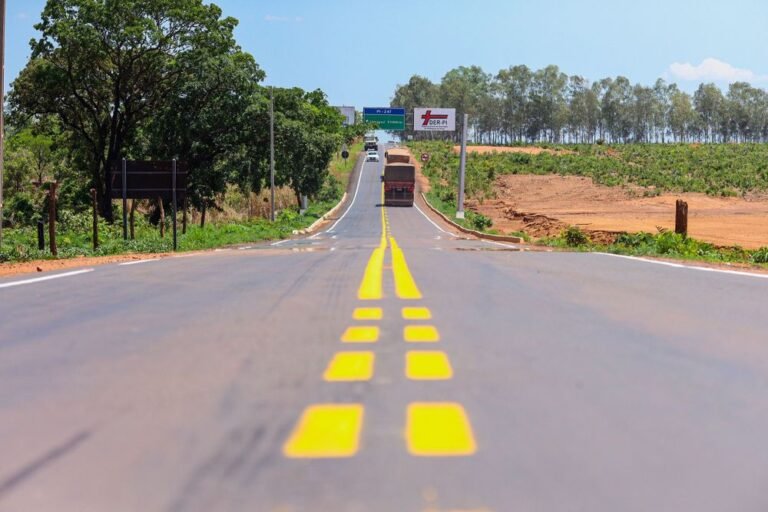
xmin=365 ymin=115 xmax=405 ymax=130
xmin=363 ymin=107 xmax=406 ymax=131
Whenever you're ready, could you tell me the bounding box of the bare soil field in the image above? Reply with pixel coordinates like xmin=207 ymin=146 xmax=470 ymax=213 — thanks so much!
xmin=470 ymin=175 xmax=768 ymax=248
xmin=453 ymin=145 xmax=572 ymax=155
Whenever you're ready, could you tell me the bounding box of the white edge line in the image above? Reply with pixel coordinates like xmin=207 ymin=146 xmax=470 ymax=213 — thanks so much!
xmin=270 ymin=240 xmax=290 ymax=247
xmin=0 ymin=269 xmax=95 ymax=289
xmin=482 ymin=239 xmax=519 ymax=249
xmin=596 ymin=252 xmax=768 ymax=279
xmin=413 ymin=202 xmax=456 ymax=237
xmin=118 ymin=259 xmax=158 ymax=266
xmin=324 ymin=159 xmax=367 ymax=234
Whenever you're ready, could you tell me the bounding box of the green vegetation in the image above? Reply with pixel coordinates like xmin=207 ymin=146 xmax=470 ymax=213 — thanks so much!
xmin=415 ymin=140 xmax=768 ymax=199
xmin=1 ymin=0 xmax=370 ymax=263
xmin=540 ymin=229 xmax=768 ymax=267
xmin=0 ymin=197 xmax=340 ymax=263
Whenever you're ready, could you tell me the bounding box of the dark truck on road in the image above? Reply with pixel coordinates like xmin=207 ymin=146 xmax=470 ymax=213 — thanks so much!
xmin=383 ymin=164 xmax=415 ymax=206
xmin=383 ymin=148 xmax=415 ymax=206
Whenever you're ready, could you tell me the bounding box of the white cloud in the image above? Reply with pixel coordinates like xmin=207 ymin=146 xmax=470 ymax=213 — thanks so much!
xmin=16 ymin=11 xmax=29 ymax=20
xmin=668 ymin=58 xmax=768 ymax=83
xmin=264 ymin=15 xmax=304 ymax=23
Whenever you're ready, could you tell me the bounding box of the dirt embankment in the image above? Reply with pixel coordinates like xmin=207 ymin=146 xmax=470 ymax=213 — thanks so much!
xmin=471 ymin=174 xmax=768 ymax=248
xmin=453 ymin=145 xmax=573 ymax=156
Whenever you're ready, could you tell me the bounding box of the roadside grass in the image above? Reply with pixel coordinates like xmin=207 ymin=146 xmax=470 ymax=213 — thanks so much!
xmin=0 ymin=199 xmax=340 ymax=263
xmin=330 ymin=141 xmax=363 ymax=183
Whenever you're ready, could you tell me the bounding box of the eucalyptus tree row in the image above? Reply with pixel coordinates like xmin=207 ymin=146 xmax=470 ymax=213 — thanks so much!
xmin=391 ymin=65 xmax=768 ymax=144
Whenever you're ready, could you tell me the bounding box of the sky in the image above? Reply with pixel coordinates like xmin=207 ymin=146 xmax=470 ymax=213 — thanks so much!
xmin=4 ymin=0 xmax=768 ymax=110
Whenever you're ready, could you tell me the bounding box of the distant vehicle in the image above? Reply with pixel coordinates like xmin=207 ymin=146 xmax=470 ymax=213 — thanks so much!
xmin=382 ymin=163 xmax=415 ymax=206
xmin=366 ymin=151 xmax=379 ymax=162
xmin=364 ymin=134 xmax=378 ymax=151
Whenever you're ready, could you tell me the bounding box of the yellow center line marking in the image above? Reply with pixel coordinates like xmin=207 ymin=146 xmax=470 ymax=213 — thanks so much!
xmin=406 ymin=403 xmax=477 ymax=456
xmin=404 ymin=325 xmax=440 ymax=343
xmin=406 ymin=351 xmax=453 ymax=380
xmin=390 ymin=237 xmax=423 ymax=300
xmin=324 ymin=352 xmax=375 ymax=381
xmin=357 ymin=245 xmax=385 ymax=300
xmin=283 ymin=404 xmax=364 ymax=458
xmin=402 ymin=307 xmax=432 ymax=320
xmin=342 ymin=326 xmax=380 ymax=343
xmin=353 ymin=307 xmax=383 ymax=320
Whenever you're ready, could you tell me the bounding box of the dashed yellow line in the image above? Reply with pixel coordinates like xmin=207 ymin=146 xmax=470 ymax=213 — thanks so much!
xmin=324 ymin=352 xmax=375 ymax=381
xmin=390 ymin=237 xmax=423 ymax=300
xmin=404 ymin=325 xmax=440 ymax=343
xmin=353 ymin=307 xmax=383 ymax=320
xmin=341 ymin=326 xmax=380 ymax=343
xmin=406 ymin=351 xmax=453 ymax=380
xmin=402 ymin=307 xmax=432 ymax=320
xmin=283 ymin=404 xmax=364 ymax=458
xmin=406 ymin=403 xmax=477 ymax=456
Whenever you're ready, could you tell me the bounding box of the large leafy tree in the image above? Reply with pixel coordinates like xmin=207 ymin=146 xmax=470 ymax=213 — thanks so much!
xmin=10 ymin=0 xmax=240 ymax=220
xmin=144 ymin=50 xmax=266 ymax=213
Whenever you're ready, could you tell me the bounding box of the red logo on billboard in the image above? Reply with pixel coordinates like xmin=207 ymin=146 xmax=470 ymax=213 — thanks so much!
xmin=420 ymin=110 xmax=449 ymax=126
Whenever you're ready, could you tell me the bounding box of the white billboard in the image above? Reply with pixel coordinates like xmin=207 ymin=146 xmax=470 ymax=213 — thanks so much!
xmin=414 ymin=107 xmax=456 ymax=131
xmin=335 ymin=106 xmax=356 ymax=126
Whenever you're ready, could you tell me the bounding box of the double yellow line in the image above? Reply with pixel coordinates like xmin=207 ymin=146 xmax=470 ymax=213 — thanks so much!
xmin=358 ymin=186 xmax=422 ymax=301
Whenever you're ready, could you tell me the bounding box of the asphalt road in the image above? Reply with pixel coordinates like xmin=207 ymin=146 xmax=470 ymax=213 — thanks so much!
xmin=2 ymin=147 xmax=768 ymax=512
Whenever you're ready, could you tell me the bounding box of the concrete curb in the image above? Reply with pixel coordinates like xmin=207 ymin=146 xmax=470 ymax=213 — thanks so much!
xmin=295 ymin=192 xmax=348 ymax=235
xmin=420 ymin=193 xmax=524 ymax=244
xmin=294 ymin=152 xmax=363 ymax=235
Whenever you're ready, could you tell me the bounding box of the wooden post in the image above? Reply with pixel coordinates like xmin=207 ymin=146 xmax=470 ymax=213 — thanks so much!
xmin=48 ymin=181 xmax=57 ymax=256
xmin=675 ymin=199 xmax=688 ymax=237
xmin=200 ymin=203 xmax=206 ymax=228
xmin=182 ymin=196 xmax=188 ymax=234
xmin=91 ymin=188 xmax=98 ymax=250
xmin=129 ymin=199 xmax=137 ymax=240
xmin=37 ymin=220 xmax=44 ymax=250
xmin=158 ymin=196 xmax=165 ymax=238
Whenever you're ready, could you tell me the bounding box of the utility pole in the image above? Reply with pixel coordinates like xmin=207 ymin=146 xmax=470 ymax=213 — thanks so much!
xmin=456 ymin=113 xmax=468 ymax=219
xmin=0 ymin=0 xmax=6 ymax=246
xmin=269 ymin=86 xmax=275 ymax=222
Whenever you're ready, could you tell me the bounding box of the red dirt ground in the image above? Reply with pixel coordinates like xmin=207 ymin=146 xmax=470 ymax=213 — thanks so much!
xmin=470 ymin=175 xmax=768 ymax=248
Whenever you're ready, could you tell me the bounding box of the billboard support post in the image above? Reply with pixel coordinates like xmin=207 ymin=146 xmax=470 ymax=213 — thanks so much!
xmin=457 ymin=113 xmax=468 ymax=220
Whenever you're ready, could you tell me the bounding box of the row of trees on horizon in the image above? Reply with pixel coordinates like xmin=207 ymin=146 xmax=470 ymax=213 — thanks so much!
xmin=390 ymin=65 xmax=768 ymax=145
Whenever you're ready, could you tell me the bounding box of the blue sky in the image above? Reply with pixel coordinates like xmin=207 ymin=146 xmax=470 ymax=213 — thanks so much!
xmin=5 ymin=0 xmax=768 ymax=109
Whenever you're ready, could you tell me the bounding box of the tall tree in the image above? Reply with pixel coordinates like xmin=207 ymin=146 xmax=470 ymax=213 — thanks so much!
xmin=10 ymin=0 xmax=241 ymax=220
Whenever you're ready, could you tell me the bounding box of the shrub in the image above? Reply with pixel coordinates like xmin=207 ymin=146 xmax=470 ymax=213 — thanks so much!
xmin=563 ymin=226 xmax=589 ymax=246
xmin=752 ymin=247 xmax=768 ymax=264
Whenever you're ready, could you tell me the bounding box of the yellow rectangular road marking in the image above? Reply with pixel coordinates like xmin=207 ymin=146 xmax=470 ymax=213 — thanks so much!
xmin=353 ymin=307 xmax=383 ymax=321
xmin=404 ymin=325 xmax=440 ymax=343
xmin=402 ymin=307 xmax=432 ymax=320
xmin=406 ymin=403 xmax=477 ymax=456
xmin=406 ymin=351 xmax=453 ymax=380
xmin=283 ymin=404 xmax=364 ymax=458
xmin=342 ymin=326 xmax=380 ymax=343
xmin=324 ymin=352 xmax=375 ymax=381
xmin=390 ymin=237 xmax=423 ymax=300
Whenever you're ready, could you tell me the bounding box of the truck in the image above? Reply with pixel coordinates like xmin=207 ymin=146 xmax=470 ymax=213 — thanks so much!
xmin=364 ymin=134 xmax=378 ymax=152
xmin=384 ymin=147 xmax=411 ymax=164
xmin=382 ymin=163 xmax=415 ymax=207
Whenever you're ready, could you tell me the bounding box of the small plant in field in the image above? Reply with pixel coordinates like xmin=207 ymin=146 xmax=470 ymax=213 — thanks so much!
xmin=470 ymin=212 xmax=493 ymax=231
xmin=752 ymin=247 xmax=768 ymax=264
xmin=563 ymin=226 xmax=589 ymax=246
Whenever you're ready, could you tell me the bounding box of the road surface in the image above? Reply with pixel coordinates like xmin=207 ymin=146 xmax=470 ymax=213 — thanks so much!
xmin=1 ymin=147 xmax=768 ymax=511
